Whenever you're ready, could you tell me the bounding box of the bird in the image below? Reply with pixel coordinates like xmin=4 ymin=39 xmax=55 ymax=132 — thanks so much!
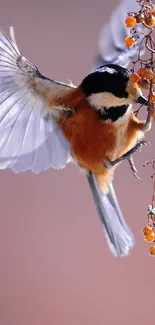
xmin=0 ymin=5 xmax=151 ymax=257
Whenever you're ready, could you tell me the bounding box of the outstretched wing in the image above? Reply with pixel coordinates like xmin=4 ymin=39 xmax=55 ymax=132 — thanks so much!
xmin=0 ymin=26 xmax=73 ymax=173
xmin=92 ymin=0 xmax=147 ymax=69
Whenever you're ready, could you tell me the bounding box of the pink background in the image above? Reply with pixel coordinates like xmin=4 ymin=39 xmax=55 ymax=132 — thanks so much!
xmin=0 ymin=1 xmax=155 ymax=324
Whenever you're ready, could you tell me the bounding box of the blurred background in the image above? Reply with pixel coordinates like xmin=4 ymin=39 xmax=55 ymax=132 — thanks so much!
xmin=0 ymin=0 xmax=155 ymax=324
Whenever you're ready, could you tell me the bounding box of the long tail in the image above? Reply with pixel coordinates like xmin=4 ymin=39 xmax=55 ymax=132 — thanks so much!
xmin=86 ymin=171 xmax=135 ymax=256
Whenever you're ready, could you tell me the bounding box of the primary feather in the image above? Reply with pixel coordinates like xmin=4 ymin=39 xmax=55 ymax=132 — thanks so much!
xmin=0 ymin=26 xmax=72 ymax=172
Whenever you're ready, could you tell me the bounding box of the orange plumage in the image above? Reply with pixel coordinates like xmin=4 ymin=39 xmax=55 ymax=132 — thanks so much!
xmin=57 ymin=86 xmax=147 ymax=192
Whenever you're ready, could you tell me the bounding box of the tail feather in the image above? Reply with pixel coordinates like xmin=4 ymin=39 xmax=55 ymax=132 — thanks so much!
xmin=87 ymin=171 xmax=135 ymax=256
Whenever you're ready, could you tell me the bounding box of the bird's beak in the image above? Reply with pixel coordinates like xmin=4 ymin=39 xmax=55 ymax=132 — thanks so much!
xmin=136 ymin=95 xmax=148 ymax=106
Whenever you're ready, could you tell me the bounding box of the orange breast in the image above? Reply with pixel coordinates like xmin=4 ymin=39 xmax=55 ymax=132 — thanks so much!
xmin=57 ymin=88 xmax=144 ymax=176
xmin=58 ymin=99 xmax=117 ymax=174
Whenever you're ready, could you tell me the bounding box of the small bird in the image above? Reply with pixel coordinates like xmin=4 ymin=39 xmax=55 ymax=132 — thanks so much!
xmin=0 ymin=24 xmax=151 ymax=257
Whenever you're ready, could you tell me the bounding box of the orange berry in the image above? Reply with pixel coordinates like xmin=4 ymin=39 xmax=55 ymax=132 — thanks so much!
xmin=125 ymin=15 xmax=137 ymax=27
xmin=145 ymin=16 xmax=155 ymax=27
xmin=129 ymin=73 xmax=140 ymax=83
xmin=137 ymin=68 xmax=147 ymax=78
xmin=142 ymin=226 xmax=154 ymax=236
xmin=137 ymin=68 xmax=154 ymax=80
xmin=149 ymin=246 xmax=155 ymax=256
xmin=143 ymin=69 xmax=154 ymax=80
xmin=124 ymin=36 xmax=135 ymax=47
xmin=139 ymin=78 xmax=150 ymax=89
xmin=144 ymin=233 xmax=155 ymax=242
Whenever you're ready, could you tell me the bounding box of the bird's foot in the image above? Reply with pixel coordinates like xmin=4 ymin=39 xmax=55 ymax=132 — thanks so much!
xmin=128 ymin=156 xmax=141 ymax=180
xmin=104 ymin=140 xmax=150 ymax=178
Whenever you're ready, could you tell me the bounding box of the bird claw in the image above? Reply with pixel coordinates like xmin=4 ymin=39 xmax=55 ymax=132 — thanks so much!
xmin=133 ymin=172 xmax=141 ymax=180
xmin=128 ymin=156 xmax=141 ymax=180
xmin=133 ymin=141 xmax=150 ymax=153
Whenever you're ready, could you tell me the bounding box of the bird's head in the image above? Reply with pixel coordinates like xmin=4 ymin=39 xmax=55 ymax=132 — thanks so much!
xmin=81 ymin=64 xmax=147 ymax=111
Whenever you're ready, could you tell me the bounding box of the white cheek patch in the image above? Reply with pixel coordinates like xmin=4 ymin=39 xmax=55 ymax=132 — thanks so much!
xmin=88 ymin=92 xmax=131 ymax=109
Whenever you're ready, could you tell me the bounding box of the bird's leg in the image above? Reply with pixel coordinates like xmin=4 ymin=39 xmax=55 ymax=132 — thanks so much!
xmin=128 ymin=156 xmax=141 ymax=180
xmin=104 ymin=140 xmax=150 ymax=171
xmin=141 ymin=107 xmax=152 ymax=132
xmin=104 ymin=107 xmax=152 ymax=173
xmin=143 ymin=104 xmax=153 ymax=132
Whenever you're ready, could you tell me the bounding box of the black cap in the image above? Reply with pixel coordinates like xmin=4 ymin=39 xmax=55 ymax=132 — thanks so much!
xmin=81 ymin=64 xmax=131 ymax=99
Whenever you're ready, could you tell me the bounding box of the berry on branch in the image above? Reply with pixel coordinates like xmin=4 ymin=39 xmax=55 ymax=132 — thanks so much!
xmin=124 ymin=36 xmax=136 ymax=47
xmin=125 ymin=15 xmax=137 ymax=27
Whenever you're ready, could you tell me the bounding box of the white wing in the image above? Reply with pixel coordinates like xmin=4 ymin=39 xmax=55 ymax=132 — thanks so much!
xmin=0 ymin=26 xmax=73 ymax=173
xmin=92 ymin=0 xmax=147 ymax=69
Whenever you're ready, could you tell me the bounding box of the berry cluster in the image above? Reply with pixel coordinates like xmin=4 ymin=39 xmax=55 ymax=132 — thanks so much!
xmin=130 ymin=67 xmax=155 ymax=90
xmin=124 ymin=0 xmax=155 ymax=256
xmin=125 ymin=1 xmax=155 ymax=120
xmin=125 ymin=1 xmax=155 ymax=48
xmin=142 ymin=205 xmax=155 ymax=255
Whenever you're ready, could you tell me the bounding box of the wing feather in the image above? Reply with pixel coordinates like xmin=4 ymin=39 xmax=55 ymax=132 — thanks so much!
xmin=0 ymin=27 xmax=72 ymax=172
